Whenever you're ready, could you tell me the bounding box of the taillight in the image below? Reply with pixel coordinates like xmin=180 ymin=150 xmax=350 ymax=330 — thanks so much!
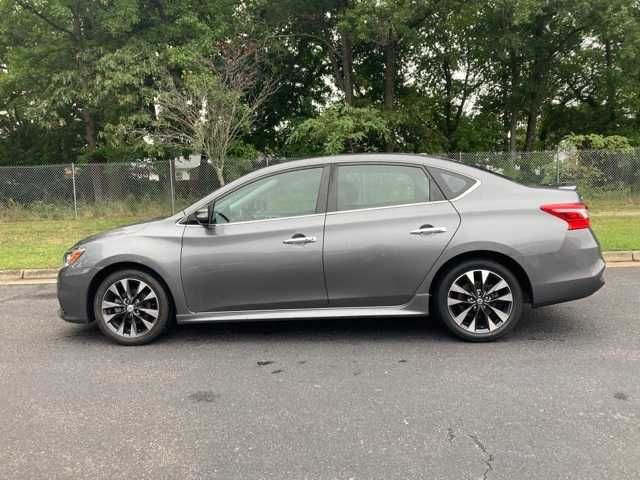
xmin=540 ymin=202 xmax=590 ymax=230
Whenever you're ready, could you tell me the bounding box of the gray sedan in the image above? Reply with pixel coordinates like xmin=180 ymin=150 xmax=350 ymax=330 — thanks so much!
xmin=57 ymin=154 xmax=605 ymax=345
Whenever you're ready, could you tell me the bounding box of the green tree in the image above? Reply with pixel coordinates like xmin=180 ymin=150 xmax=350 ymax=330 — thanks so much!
xmin=150 ymin=46 xmax=277 ymax=187
xmin=288 ymin=103 xmax=389 ymax=155
xmin=0 ymin=0 xmax=147 ymax=197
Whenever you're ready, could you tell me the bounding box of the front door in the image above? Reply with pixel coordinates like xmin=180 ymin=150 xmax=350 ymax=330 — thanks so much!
xmin=323 ymin=163 xmax=460 ymax=307
xmin=181 ymin=166 xmax=329 ymax=312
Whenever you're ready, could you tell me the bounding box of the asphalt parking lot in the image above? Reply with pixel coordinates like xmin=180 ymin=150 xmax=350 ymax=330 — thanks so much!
xmin=1 ymin=267 xmax=639 ymax=480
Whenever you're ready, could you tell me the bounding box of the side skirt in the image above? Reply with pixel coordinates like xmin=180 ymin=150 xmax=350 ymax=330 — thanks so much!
xmin=177 ymin=294 xmax=430 ymax=324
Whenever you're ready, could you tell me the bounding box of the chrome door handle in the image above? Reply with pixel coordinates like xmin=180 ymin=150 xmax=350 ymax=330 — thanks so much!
xmin=410 ymin=226 xmax=447 ymax=235
xmin=283 ymin=235 xmax=317 ymax=245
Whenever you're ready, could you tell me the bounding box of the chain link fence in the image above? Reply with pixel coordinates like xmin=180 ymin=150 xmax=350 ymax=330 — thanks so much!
xmin=0 ymin=155 xmax=285 ymax=221
xmin=1 ymin=149 xmax=639 ymax=221
xmin=445 ymin=149 xmax=640 ymax=197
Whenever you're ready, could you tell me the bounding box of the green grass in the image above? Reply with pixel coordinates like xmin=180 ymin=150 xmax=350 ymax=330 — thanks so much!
xmin=582 ymin=195 xmax=640 ymax=250
xmin=590 ymin=216 xmax=640 ymax=251
xmin=583 ymin=194 xmax=640 ymax=215
xmin=0 ymin=199 xmax=172 ymax=222
xmin=0 ymin=216 xmax=150 ymax=270
xmin=0 ymin=210 xmax=639 ymax=270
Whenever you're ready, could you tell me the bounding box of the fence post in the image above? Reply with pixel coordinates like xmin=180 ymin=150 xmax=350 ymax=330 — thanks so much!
xmin=555 ymin=150 xmax=560 ymax=185
xmin=458 ymin=152 xmax=462 ymax=162
xmin=71 ymin=162 xmax=78 ymax=219
xmin=169 ymin=159 xmax=176 ymax=214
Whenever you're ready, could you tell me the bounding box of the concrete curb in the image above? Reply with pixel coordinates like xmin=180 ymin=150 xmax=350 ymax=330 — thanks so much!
xmin=0 ymin=252 xmax=638 ymax=285
xmin=602 ymin=251 xmax=640 ymax=263
xmin=0 ymin=268 xmax=59 ymax=281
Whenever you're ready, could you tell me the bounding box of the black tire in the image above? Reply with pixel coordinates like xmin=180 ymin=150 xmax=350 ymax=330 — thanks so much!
xmin=93 ymin=269 xmax=172 ymax=346
xmin=434 ymin=259 xmax=523 ymax=342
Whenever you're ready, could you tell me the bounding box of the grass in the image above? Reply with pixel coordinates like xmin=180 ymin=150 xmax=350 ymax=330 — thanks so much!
xmin=590 ymin=216 xmax=640 ymax=251
xmin=0 ymin=202 xmax=639 ymax=270
xmin=584 ymin=193 xmax=640 ymax=214
xmin=0 ymin=216 xmax=150 ymax=270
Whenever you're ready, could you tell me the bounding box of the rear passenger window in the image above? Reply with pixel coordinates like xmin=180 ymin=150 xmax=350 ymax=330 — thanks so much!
xmin=336 ymin=164 xmax=436 ymax=211
xmin=428 ymin=167 xmax=476 ymax=199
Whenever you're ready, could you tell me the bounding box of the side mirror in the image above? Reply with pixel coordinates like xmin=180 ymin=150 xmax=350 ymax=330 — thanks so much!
xmin=193 ymin=207 xmax=210 ymax=226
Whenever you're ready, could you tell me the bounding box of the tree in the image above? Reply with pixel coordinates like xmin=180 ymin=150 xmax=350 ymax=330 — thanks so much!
xmin=347 ymin=0 xmax=443 ymax=151
xmin=0 ymin=0 xmax=146 ymax=197
xmin=413 ymin=1 xmax=488 ymax=152
xmin=151 ymin=45 xmax=277 ymax=186
xmin=287 ymin=103 xmax=389 ymax=155
xmin=560 ymin=133 xmax=632 ymax=151
xmin=2 ymin=0 xmax=640 ymax=170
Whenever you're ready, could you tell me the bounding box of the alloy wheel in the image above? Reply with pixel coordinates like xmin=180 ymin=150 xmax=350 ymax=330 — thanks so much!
xmin=446 ymin=269 xmax=514 ymax=333
xmin=100 ymin=278 xmax=160 ymax=338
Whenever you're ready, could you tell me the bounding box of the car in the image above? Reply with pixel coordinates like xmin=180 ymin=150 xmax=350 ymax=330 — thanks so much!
xmin=57 ymin=154 xmax=605 ymax=345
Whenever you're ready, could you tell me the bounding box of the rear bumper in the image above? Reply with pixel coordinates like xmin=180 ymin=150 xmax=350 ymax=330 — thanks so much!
xmin=530 ymin=229 xmax=606 ymax=307
xmin=57 ymin=266 xmax=93 ymax=324
xmin=533 ymin=258 xmax=605 ymax=307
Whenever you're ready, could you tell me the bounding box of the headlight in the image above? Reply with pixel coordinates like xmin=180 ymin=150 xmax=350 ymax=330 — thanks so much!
xmin=63 ymin=248 xmax=85 ymax=267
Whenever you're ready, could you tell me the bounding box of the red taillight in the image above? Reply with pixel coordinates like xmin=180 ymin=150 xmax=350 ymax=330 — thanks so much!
xmin=540 ymin=202 xmax=590 ymax=230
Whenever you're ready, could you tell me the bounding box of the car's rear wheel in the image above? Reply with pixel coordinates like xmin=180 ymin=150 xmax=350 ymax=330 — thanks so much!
xmin=93 ymin=269 xmax=171 ymax=345
xmin=434 ymin=259 xmax=523 ymax=341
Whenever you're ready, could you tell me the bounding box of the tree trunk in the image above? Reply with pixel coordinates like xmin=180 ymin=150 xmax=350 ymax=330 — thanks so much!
xmin=80 ymin=109 xmax=104 ymax=202
xmin=502 ymin=83 xmax=518 ymax=153
xmin=523 ymin=16 xmax=548 ymax=152
xmin=523 ymin=61 xmax=545 ymax=152
xmin=215 ymin=166 xmax=225 ymax=187
xmin=508 ymin=54 xmax=520 ymax=153
xmin=508 ymin=111 xmax=518 ymax=153
xmin=199 ymin=152 xmax=210 ymax=194
xmin=604 ymin=37 xmax=616 ymax=127
xmin=524 ymin=98 xmax=541 ymax=152
xmin=341 ymin=29 xmax=354 ymax=106
xmin=383 ymin=33 xmax=397 ymax=152
xmin=442 ymin=58 xmax=454 ymax=152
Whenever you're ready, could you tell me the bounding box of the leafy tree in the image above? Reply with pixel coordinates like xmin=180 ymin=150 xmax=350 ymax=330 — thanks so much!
xmin=150 ymin=46 xmax=277 ymax=186
xmin=288 ymin=103 xmax=389 ymax=155
xmin=559 ymin=133 xmax=632 ymax=151
xmin=0 ymin=0 xmax=146 ymax=198
xmin=347 ymin=0 xmax=442 ymax=151
xmin=413 ymin=0 xmax=488 ymax=152
xmin=1 ymin=0 xmax=640 ymax=172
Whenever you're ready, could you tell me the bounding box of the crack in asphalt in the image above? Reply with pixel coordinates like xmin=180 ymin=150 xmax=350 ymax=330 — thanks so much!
xmin=447 ymin=427 xmax=455 ymax=443
xmin=468 ymin=434 xmax=494 ymax=480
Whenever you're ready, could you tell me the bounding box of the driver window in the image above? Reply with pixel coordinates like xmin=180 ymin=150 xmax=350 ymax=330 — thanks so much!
xmin=213 ymin=168 xmax=323 ymax=223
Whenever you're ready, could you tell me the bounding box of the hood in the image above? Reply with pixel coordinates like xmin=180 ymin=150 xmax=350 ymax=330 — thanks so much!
xmin=73 ymin=217 xmax=165 ymax=248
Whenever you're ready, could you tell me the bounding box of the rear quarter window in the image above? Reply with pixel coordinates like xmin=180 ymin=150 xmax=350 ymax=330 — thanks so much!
xmin=428 ymin=167 xmax=477 ymax=199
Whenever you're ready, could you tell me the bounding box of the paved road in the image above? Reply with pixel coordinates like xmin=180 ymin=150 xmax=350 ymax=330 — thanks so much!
xmin=1 ymin=268 xmax=639 ymax=480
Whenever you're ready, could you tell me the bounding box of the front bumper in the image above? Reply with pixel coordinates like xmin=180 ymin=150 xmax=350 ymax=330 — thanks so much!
xmin=57 ymin=266 xmax=94 ymax=323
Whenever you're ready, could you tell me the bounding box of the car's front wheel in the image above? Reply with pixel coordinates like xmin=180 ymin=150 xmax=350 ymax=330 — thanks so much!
xmin=93 ymin=269 xmax=172 ymax=345
xmin=434 ymin=259 xmax=523 ymax=341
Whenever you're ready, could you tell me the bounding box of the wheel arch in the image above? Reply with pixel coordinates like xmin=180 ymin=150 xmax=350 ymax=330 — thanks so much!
xmin=428 ymin=250 xmax=533 ymax=304
xmin=86 ymin=261 xmax=177 ymax=322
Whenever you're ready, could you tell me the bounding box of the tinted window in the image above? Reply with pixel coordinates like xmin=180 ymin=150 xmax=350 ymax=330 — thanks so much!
xmin=336 ymin=165 xmax=431 ymax=211
xmin=214 ymin=168 xmax=323 ymax=223
xmin=429 ymin=167 xmax=476 ymax=199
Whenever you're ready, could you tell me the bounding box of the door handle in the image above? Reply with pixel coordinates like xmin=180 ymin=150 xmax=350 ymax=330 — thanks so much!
xmin=283 ymin=234 xmax=317 ymax=245
xmin=410 ymin=225 xmax=448 ymax=235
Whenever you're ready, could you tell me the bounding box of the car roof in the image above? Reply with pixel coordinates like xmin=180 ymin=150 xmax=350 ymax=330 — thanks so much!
xmin=265 ymin=153 xmax=480 ymax=176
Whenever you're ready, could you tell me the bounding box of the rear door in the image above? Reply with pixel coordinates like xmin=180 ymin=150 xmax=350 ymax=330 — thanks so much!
xmin=323 ymin=163 xmax=460 ymax=307
xmin=181 ymin=166 xmax=329 ymax=312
